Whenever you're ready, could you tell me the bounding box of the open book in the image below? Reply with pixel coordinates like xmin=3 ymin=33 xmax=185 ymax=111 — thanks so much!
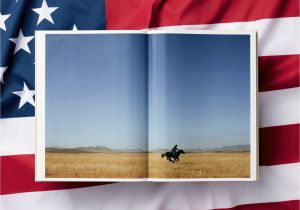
xmin=35 ymin=30 xmax=258 ymax=182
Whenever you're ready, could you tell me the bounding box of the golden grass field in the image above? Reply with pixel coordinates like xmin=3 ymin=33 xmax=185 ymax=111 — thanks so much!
xmin=149 ymin=152 xmax=250 ymax=178
xmin=46 ymin=151 xmax=250 ymax=178
xmin=46 ymin=152 xmax=148 ymax=178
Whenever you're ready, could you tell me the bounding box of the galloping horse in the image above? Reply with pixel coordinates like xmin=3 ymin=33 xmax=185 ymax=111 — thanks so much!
xmin=161 ymin=149 xmax=185 ymax=163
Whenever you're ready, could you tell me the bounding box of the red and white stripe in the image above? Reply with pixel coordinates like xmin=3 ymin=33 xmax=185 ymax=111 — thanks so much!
xmin=1 ymin=0 xmax=299 ymax=209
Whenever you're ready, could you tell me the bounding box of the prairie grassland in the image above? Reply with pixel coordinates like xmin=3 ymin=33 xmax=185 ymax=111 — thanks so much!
xmin=149 ymin=152 xmax=250 ymax=178
xmin=46 ymin=152 xmax=148 ymax=178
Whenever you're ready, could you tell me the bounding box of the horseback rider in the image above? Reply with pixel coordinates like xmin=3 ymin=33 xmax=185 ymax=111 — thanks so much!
xmin=161 ymin=145 xmax=185 ymax=163
xmin=171 ymin=144 xmax=179 ymax=156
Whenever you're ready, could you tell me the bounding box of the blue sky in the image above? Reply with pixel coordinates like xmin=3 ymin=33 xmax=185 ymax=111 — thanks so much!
xmin=45 ymin=33 xmax=250 ymax=151
xmin=45 ymin=34 xmax=148 ymax=150
xmin=149 ymin=34 xmax=250 ymax=150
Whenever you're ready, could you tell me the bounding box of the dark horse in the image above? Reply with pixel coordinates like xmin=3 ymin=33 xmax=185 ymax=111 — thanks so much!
xmin=161 ymin=149 xmax=185 ymax=163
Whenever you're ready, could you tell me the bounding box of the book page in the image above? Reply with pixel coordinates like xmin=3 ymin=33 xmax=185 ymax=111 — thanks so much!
xmin=36 ymin=31 xmax=148 ymax=181
xmin=148 ymin=31 xmax=257 ymax=181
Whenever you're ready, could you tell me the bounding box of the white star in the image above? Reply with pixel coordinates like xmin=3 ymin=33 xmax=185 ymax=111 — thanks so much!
xmin=12 ymin=82 xmax=35 ymax=109
xmin=9 ymin=30 xmax=34 ymax=54
xmin=0 ymin=13 xmax=11 ymax=31
xmin=72 ymin=24 xmax=78 ymax=31
xmin=32 ymin=0 xmax=58 ymax=25
xmin=0 ymin=66 xmax=8 ymax=84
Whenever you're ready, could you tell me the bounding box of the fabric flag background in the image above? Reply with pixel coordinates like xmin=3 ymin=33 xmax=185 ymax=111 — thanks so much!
xmin=1 ymin=0 xmax=299 ymax=209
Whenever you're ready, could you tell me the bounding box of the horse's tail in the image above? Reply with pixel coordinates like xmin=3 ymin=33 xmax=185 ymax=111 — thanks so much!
xmin=161 ymin=153 xmax=165 ymax=158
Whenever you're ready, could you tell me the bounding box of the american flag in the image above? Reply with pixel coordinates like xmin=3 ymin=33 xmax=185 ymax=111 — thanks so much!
xmin=1 ymin=0 xmax=299 ymax=209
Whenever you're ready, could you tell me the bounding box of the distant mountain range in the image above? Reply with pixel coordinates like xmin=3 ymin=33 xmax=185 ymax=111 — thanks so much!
xmin=46 ymin=146 xmax=146 ymax=153
xmin=46 ymin=144 xmax=250 ymax=153
xmin=151 ymin=145 xmax=250 ymax=153
xmin=185 ymin=144 xmax=250 ymax=153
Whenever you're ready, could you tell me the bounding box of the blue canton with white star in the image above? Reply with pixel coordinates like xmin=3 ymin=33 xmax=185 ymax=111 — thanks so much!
xmin=1 ymin=0 xmax=106 ymax=118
